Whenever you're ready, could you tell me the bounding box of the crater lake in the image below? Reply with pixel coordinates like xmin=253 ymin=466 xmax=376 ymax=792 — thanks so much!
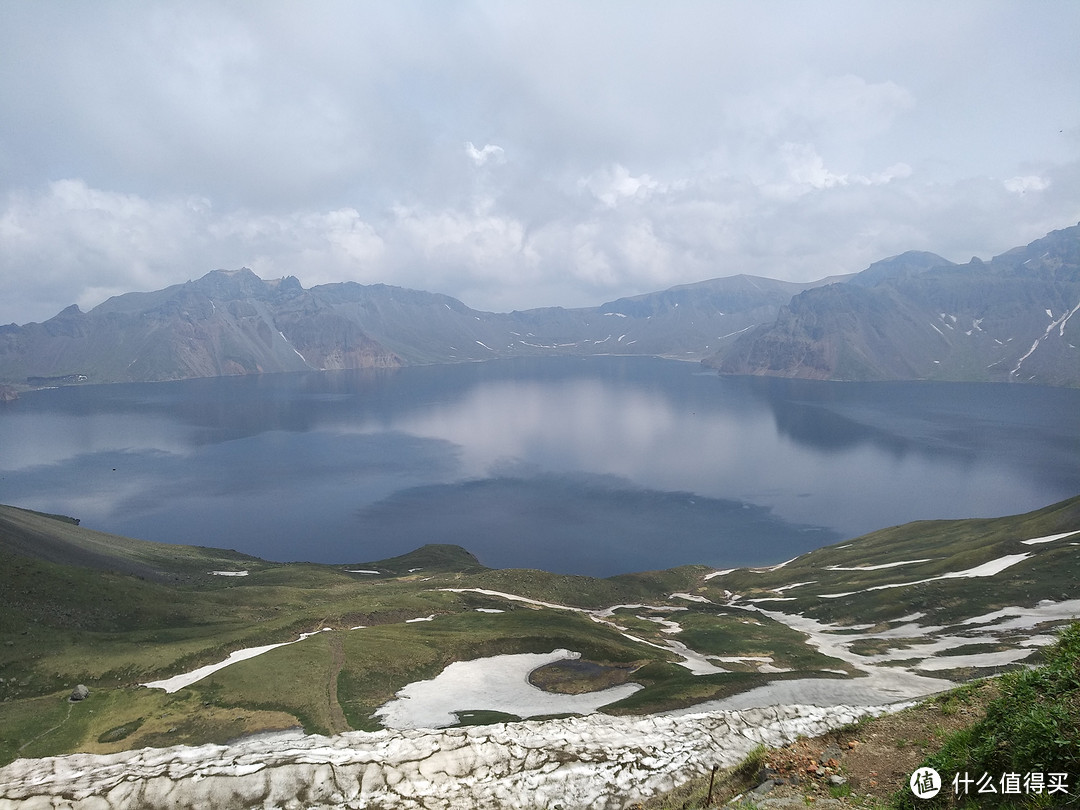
xmin=2 ymin=356 xmax=1079 ymax=576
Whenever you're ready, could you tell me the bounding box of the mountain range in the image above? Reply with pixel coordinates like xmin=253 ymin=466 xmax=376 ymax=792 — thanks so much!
xmin=707 ymin=224 xmax=1080 ymax=386
xmin=1 ymin=223 xmax=1078 ymax=389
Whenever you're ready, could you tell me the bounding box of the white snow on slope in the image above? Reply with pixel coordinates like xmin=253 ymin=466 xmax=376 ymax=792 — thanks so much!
xmin=375 ymin=649 xmax=643 ymax=729
xmin=0 ymin=704 xmax=898 ymax=810
xmin=962 ymin=598 xmax=1080 ymax=629
xmin=1011 ymin=297 xmax=1080 ymax=377
xmin=142 ymin=630 xmax=330 ymax=693
xmin=825 ymin=559 xmax=933 ymax=571
xmin=1021 ymin=530 xmax=1080 ymax=545
xmin=817 ymin=553 xmax=1032 ymax=598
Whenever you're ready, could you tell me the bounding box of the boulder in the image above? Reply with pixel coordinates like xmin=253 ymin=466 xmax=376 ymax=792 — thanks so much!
xmin=69 ymin=684 xmax=89 ymax=702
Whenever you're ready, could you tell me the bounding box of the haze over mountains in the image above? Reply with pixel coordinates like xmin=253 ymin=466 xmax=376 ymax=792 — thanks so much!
xmin=2 ymin=223 xmax=1078 ymax=389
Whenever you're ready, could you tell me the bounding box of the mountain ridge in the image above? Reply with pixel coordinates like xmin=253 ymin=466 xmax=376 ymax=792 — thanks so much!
xmin=706 ymin=223 xmax=1080 ymax=386
xmin=0 ymin=269 xmax=828 ymax=387
xmin=3 ymin=223 xmax=1079 ymax=389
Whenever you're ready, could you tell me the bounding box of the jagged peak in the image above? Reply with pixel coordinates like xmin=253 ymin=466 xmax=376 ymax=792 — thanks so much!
xmin=272 ymin=275 xmax=304 ymax=295
xmin=189 ymin=267 xmax=272 ymax=300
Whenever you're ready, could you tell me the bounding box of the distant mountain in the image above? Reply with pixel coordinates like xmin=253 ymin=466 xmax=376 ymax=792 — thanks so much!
xmin=3 ymin=224 xmax=1079 ymax=389
xmin=706 ymin=224 xmax=1080 ymax=386
xmin=0 ymin=270 xmax=826 ymax=386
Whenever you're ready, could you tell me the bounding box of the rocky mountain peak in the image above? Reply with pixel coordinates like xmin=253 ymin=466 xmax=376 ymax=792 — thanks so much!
xmin=189 ymin=268 xmax=272 ymax=301
xmin=848 ymin=250 xmax=953 ymax=288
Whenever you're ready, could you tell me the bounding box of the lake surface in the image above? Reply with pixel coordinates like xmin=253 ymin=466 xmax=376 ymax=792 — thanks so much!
xmin=2 ymin=357 xmax=1079 ymax=576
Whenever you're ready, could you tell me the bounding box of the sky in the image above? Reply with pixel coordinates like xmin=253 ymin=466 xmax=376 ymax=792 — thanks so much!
xmin=1 ymin=1 xmax=1079 ymax=325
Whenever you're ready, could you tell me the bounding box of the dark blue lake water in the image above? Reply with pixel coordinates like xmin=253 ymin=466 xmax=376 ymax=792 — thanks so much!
xmin=2 ymin=357 xmax=1079 ymax=576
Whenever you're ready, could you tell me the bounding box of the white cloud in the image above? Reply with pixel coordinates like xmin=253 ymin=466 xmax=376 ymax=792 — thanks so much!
xmin=465 ymin=142 xmax=506 ymax=166
xmin=1004 ymin=175 xmax=1051 ymax=194
xmin=1 ymin=3 xmax=1079 ymax=323
xmin=581 ymin=165 xmax=662 ymax=208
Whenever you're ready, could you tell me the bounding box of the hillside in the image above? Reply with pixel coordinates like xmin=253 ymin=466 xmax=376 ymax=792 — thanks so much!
xmin=708 ymin=223 xmax=1080 ymax=386
xmin=1 ymin=495 xmax=1079 ymax=808
xmin=0 ymin=271 xmax=823 ymax=387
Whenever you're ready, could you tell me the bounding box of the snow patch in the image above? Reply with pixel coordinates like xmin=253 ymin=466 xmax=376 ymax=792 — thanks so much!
xmin=817 ymin=553 xmax=1032 ymax=597
xmin=142 ymin=630 xmax=329 ymax=693
xmin=1021 ymin=530 xmax=1080 ymax=545
xmin=826 ymin=559 xmax=933 ymax=571
xmin=374 ymin=649 xmax=643 ymax=729
xmin=0 ymin=705 xmax=901 ymax=810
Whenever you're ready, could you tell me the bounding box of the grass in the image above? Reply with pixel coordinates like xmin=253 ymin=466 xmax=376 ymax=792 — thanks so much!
xmin=452 ymin=710 xmax=522 ymax=726
xmin=639 ymin=744 xmax=772 ymax=809
xmin=894 ymin=621 xmax=1080 ymax=809
xmin=4 ymin=494 xmax=1080 ymax=781
xmin=701 ymin=494 xmax=1080 ymax=628
xmin=672 ymin=607 xmax=851 ymax=671
xmin=196 ymin=631 xmax=338 ymax=736
xmin=0 ymin=686 xmax=301 ymax=762
xmin=528 ymin=659 xmax=638 ymax=694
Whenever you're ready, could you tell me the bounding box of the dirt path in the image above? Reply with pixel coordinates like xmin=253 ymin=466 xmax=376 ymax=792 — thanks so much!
xmin=326 ymin=633 xmax=349 ymax=734
xmin=19 ymin=701 xmax=74 ymax=754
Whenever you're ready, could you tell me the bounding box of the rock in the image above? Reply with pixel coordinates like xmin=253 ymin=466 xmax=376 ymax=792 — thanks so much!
xmin=751 ymin=778 xmax=777 ymax=795
xmin=819 ymin=745 xmax=844 ymax=764
xmin=828 ymin=775 xmax=848 ymax=786
xmin=69 ymin=684 xmax=89 ymax=702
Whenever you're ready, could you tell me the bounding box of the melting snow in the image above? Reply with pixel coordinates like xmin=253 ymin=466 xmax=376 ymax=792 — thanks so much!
xmin=817 ymin=553 xmax=1032 ymax=597
xmin=917 ymin=649 xmax=1034 ymax=671
xmin=826 ymin=559 xmax=933 ymax=571
xmin=704 ymin=569 xmax=736 ymax=580
xmin=962 ymin=598 xmax=1080 ymax=629
xmin=1021 ymin=530 xmax=1080 ymax=545
xmin=772 ymin=581 xmax=816 ymax=592
xmin=0 ymin=705 xmax=900 ymax=810
xmin=374 ymin=649 xmax=643 ymax=729
xmin=669 ymin=592 xmax=713 ymax=603
xmin=142 ymin=630 xmax=329 ymax=693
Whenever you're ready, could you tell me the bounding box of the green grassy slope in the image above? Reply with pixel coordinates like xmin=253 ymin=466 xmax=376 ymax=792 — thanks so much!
xmin=700 ymin=495 xmax=1080 ymax=627
xmin=2 ymin=495 xmax=1079 ymax=768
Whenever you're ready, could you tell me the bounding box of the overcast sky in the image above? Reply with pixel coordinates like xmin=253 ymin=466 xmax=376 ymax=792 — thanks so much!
xmin=2 ymin=1 xmax=1079 ymax=324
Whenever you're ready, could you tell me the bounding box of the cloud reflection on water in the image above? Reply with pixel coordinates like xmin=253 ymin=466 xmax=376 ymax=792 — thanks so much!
xmin=1 ymin=358 xmax=1078 ymax=572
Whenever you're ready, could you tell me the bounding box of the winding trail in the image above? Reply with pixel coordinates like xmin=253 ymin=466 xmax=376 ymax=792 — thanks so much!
xmin=18 ymin=701 xmax=74 ymax=754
